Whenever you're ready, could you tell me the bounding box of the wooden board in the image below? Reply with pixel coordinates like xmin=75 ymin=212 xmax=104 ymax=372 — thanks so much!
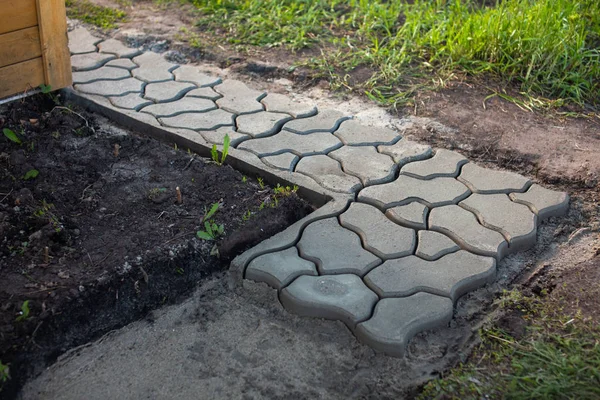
xmin=36 ymin=0 xmax=72 ymax=90
xmin=0 ymin=58 xmax=45 ymax=99
xmin=0 ymin=0 xmax=38 ymax=35
xmin=0 ymin=27 xmax=42 ymax=69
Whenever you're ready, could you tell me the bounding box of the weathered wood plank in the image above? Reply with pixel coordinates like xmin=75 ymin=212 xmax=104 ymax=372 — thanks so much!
xmin=0 ymin=0 xmax=38 ymax=35
xmin=37 ymin=0 xmax=72 ymax=90
xmin=0 ymin=58 xmax=45 ymax=99
xmin=0 ymin=27 xmax=42 ymax=69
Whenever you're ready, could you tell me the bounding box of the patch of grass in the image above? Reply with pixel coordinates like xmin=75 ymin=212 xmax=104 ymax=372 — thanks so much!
xmin=187 ymin=0 xmax=600 ymax=110
xmin=66 ymin=0 xmax=127 ymax=29
xmin=419 ymin=289 xmax=600 ymax=399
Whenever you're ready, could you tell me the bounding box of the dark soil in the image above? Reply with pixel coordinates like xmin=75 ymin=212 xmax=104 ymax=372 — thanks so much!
xmin=0 ymin=94 xmax=313 ymax=398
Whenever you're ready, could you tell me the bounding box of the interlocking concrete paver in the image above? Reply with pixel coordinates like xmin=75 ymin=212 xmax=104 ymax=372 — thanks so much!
xmin=214 ymin=80 xmax=265 ymax=115
xmin=74 ymin=77 xmax=144 ymax=97
xmin=458 ymin=163 xmax=531 ymax=194
xmin=355 ymin=293 xmax=453 ymax=357
xmin=333 ymin=120 xmax=399 ymax=145
xmin=140 ymin=97 xmax=216 ymax=118
xmin=297 ymin=218 xmax=381 ymax=275
xmin=295 ymin=155 xmax=362 ymax=193
xmin=339 ymin=202 xmax=416 ymax=259
xmin=144 ymin=81 xmax=195 ymax=103
xmin=132 ymin=52 xmax=178 ymax=83
xmin=280 ymin=274 xmax=379 ymax=328
xmin=385 ymin=202 xmax=428 ymax=230
xmin=97 ymin=39 xmax=142 ymax=58
xmin=72 ymin=66 xmax=131 ymax=84
xmin=108 ymin=94 xmax=153 ymax=111
xmin=236 ymin=112 xmax=293 ymax=138
xmin=186 ymin=87 xmax=222 ymax=100
xmin=159 ymin=109 xmax=234 ymax=131
xmin=401 ymin=149 xmax=468 ymax=179
xmin=68 ymin=27 xmax=101 ymax=54
xmin=377 ymin=139 xmax=432 ymax=166
xmin=364 ymin=251 xmax=496 ymax=302
xmin=416 ymin=230 xmax=460 ymax=261
xmin=261 ymin=153 xmax=298 ymax=171
xmin=429 ymin=205 xmax=508 ymax=258
xmin=105 ymin=58 xmax=138 ymax=70
xmin=261 ymin=93 xmax=317 ymax=118
xmin=509 ymin=184 xmax=570 ymax=220
xmin=71 ymin=53 xmax=116 ymax=71
xmin=329 ymin=146 xmax=396 ymax=186
xmin=200 ymin=127 xmax=248 ymax=146
xmin=238 ymin=131 xmax=342 ymax=157
xmin=173 ymin=65 xmax=221 ymax=87
xmin=461 ymin=193 xmax=537 ymax=252
xmin=283 ymin=109 xmax=350 ymax=134
xmin=245 ymin=247 xmax=318 ymax=289
xmin=358 ymin=175 xmax=471 ymax=209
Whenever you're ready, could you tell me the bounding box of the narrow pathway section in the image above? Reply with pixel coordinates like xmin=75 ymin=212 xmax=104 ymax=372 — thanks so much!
xmin=67 ymin=27 xmax=569 ymax=357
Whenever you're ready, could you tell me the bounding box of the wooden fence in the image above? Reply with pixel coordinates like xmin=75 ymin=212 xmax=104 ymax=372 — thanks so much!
xmin=0 ymin=0 xmax=72 ymax=100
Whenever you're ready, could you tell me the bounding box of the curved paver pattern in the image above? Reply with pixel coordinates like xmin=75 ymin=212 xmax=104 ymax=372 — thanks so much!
xmin=69 ymin=31 xmax=571 ymax=357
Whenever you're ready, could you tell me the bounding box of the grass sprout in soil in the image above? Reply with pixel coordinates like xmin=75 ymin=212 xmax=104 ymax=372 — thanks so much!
xmin=0 ymin=93 xmax=313 ymax=398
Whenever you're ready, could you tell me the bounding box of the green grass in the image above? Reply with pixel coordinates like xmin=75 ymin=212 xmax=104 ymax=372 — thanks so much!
xmin=65 ymin=0 xmax=127 ymax=29
xmin=187 ymin=0 xmax=600 ymax=110
xmin=419 ymin=290 xmax=600 ymax=399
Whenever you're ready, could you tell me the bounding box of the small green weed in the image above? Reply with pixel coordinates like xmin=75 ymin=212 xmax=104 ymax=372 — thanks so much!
xmin=273 ymin=183 xmax=298 ymax=197
xmin=23 ymin=169 xmax=39 ymax=181
xmin=210 ymin=134 xmax=230 ymax=165
xmin=242 ymin=175 xmax=247 ymax=183
xmin=0 ymin=360 xmax=9 ymax=385
xmin=33 ymin=200 xmax=62 ymax=233
xmin=15 ymin=300 xmax=31 ymax=322
xmin=3 ymin=128 xmax=22 ymax=145
xmin=66 ymin=0 xmax=127 ymax=29
xmin=257 ymin=177 xmax=265 ymax=189
xmin=241 ymin=209 xmax=252 ymax=222
xmin=196 ymin=202 xmax=224 ymax=240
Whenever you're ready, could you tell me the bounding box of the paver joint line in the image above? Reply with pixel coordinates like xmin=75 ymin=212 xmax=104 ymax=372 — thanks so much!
xmin=68 ymin=28 xmax=570 ymax=358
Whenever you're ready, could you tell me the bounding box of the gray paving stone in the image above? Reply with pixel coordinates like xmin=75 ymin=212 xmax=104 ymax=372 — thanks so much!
xmin=236 ymin=112 xmax=293 ymax=138
xmin=334 ymin=120 xmax=399 ymax=145
xmin=72 ymin=66 xmax=131 ymax=84
xmin=295 ymin=155 xmax=362 ymax=194
xmin=339 ymin=202 xmax=416 ymax=260
xmin=97 ymin=39 xmax=142 ymax=58
xmin=71 ymin=53 xmax=116 ymax=72
xmin=108 ymin=94 xmax=153 ymax=111
xmin=329 ymin=146 xmax=397 ymax=186
xmin=416 ymin=231 xmax=460 ymax=261
xmin=401 ymin=149 xmax=468 ymax=179
xmin=186 ymin=87 xmax=222 ymax=101
xmin=461 ymin=193 xmax=537 ymax=252
xmin=140 ymin=97 xmax=216 ymax=118
xmin=245 ymin=247 xmax=317 ymax=290
xmin=428 ymin=205 xmax=508 ymax=259
xmin=261 ymin=93 xmax=317 ymax=118
xmin=132 ymin=52 xmax=178 ymax=83
xmin=364 ymin=251 xmax=496 ymax=302
xmin=238 ymin=131 xmax=342 ymax=157
xmin=358 ymin=175 xmax=471 ymax=209
xmin=214 ymin=80 xmax=265 ymax=115
xmin=458 ymin=163 xmax=531 ymax=194
xmin=74 ymin=77 xmax=144 ymax=97
xmin=297 ymin=218 xmax=381 ymax=276
xmin=261 ymin=153 xmax=298 ymax=171
xmin=144 ymin=81 xmax=195 ymax=103
xmin=173 ymin=65 xmax=221 ymax=87
xmin=377 ymin=139 xmax=433 ymax=166
xmin=385 ymin=202 xmax=428 ymax=230
xmin=68 ymin=27 xmax=101 ymax=54
xmin=159 ymin=109 xmax=234 ymax=131
xmin=280 ymin=274 xmax=379 ymax=328
xmin=509 ymin=184 xmax=569 ymax=220
xmin=105 ymin=58 xmax=138 ymax=70
xmin=355 ymin=293 xmax=453 ymax=357
xmin=200 ymin=127 xmax=249 ymax=146
xmin=283 ymin=109 xmax=350 ymax=134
